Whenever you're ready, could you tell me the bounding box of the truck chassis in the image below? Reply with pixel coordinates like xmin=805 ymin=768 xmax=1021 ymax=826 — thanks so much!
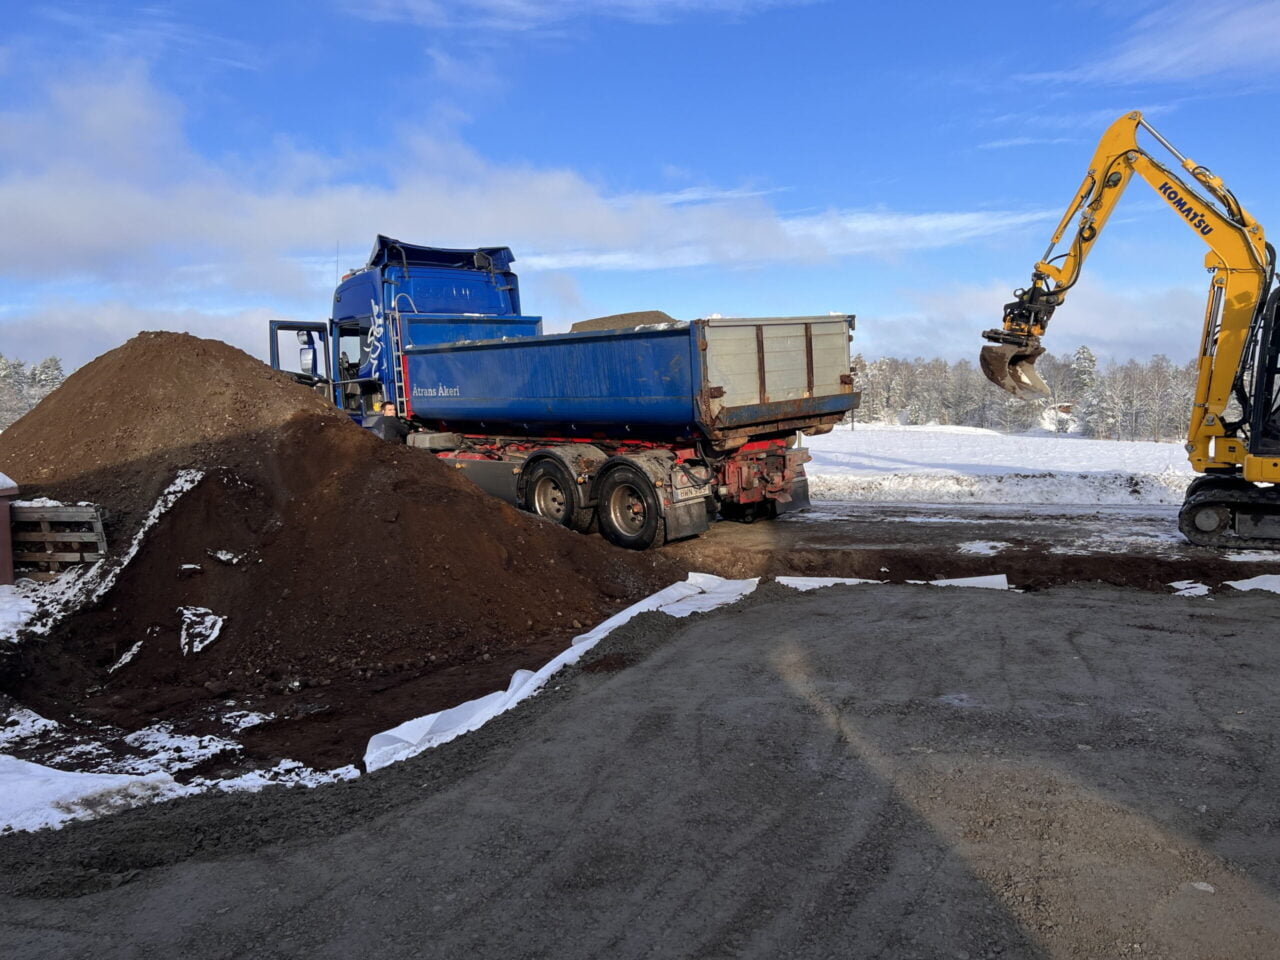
xmin=410 ymin=431 xmax=814 ymax=549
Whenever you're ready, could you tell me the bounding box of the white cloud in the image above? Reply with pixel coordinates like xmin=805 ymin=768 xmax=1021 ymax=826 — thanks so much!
xmin=36 ymin=6 xmax=259 ymax=70
xmin=0 ymin=64 xmax=1058 ymax=367
xmin=1032 ymin=1 xmax=1280 ymax=84
xmin=648 ymin=185 xmax=790 ymax=205
xmin=356 ymin=0 xmax=812 ymax=31
xmin=0 ymin=304 xmax=289 ymax=370
xmin=858 ymin=280 xmax=1206 ymax=363
xmin=976 ymin=137 xmax=1080 ymax=151
xmin=0 ymin=66 xmax=1052 ymax=293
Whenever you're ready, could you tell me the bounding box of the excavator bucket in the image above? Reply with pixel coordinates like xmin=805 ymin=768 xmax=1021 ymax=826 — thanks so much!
xmin=980 ymin=343 xmax=1051 ymax=400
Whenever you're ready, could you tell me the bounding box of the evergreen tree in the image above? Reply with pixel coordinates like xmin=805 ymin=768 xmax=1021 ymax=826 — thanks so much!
xmin=0 ymin=353 xmax=67 ymax=430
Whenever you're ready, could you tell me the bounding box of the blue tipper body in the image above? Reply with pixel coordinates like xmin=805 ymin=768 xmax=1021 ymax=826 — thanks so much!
xmin=404 ymin=324 xmax=851 ymax=441
xmin=273 ymin=235 xmax=855 ymax=444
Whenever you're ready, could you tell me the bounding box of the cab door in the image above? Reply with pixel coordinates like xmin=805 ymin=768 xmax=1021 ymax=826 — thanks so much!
xmin=269 ymin=321 xmax=334 ymax=404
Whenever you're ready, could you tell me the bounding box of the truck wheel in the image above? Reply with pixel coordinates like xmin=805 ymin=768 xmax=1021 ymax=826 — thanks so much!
xmin=524 ymin=460 xmax=594 ymax=533
xmin=596 ymin=464 xmax=662 ymax=550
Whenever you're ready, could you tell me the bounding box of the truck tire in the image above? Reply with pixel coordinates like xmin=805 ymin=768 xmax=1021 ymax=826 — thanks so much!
xmin=596 ymin=464 xmax=662 ymax=550
xmin=523 ymin=459 xmax=594 ymax=533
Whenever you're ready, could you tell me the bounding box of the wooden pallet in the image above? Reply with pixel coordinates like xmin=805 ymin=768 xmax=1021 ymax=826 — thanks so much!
xmin=10 ymin=504 xmax=108 ymax=581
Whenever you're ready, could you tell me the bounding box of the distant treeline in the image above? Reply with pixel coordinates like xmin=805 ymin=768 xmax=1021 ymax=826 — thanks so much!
xmin=852 ymin=347 xmax=1198 ymax=441
xmin=0 ymin=347 xmax=1200 ymax=443
xmin=0 ymin=355 xmax=66 ymax=430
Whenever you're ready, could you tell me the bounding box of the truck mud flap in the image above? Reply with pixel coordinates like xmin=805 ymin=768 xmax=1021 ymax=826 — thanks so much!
xmin=664 ymin=497 xmax=712 ymax=544
xmin=775 ymin=475 xmax=810 ymax=515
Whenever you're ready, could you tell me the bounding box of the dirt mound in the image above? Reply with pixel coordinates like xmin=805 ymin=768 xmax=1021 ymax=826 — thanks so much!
xmin=0 ymin=333 xmax=680 ymax=767
xmin=0 ymin=332 xmax=348 ymax=536
xmin=569 ymin=310 xmax=676 ymax=332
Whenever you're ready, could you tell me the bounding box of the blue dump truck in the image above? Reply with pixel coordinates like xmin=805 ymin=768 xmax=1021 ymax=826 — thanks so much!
xmin=270 ymin=236 xmax=859 ymax=549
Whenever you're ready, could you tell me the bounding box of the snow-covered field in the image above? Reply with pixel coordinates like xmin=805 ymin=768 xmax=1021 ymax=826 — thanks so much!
xmin=806 ymin=424 xmax=1193 ymax=504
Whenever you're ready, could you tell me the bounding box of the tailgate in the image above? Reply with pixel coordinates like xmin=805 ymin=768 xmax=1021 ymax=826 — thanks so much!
xmin=700 ymin=316 xmax=855 ymax=433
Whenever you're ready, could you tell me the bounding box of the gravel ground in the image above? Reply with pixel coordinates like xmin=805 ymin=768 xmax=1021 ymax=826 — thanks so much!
xmin=3 ymin=581 xmax=1280 ymax=959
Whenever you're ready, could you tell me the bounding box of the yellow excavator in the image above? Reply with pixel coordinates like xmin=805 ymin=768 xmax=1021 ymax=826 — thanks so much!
xmin=980 ymin=111 xmax=1280 ymax=549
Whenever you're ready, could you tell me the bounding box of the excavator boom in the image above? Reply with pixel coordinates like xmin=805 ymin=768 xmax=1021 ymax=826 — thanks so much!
xmin=979 ymin=111 xmax=1279 ymax=549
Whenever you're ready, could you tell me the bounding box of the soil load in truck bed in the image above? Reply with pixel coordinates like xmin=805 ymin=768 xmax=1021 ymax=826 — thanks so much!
xmin=0 ymin=333 xmax=680 ymax=768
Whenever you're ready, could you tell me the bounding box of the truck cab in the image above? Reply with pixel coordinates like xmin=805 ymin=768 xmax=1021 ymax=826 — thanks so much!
xmin=269 ymin=235 xmax=542 ymax=423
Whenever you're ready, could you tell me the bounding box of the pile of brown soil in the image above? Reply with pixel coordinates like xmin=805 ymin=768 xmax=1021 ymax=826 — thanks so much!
xmin=0 ymin=333 xmax=680 ymax=767
xmin=569 ymin=310 xmax=676 ymax=332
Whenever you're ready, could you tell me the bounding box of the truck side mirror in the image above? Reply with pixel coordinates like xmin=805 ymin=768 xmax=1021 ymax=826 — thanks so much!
xmin=296 ymin=331 xmax=318 ymax=377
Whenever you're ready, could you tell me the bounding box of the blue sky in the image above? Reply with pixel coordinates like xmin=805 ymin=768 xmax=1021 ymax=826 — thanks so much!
xmin=1 ymin=0 xmax=1277 ymax=369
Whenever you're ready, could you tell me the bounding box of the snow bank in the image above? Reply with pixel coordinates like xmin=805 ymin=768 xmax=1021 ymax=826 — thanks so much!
xmin=0 ymin=585 xmax=38 ymax=642
xmin=0 ymin=755 xmax=193 ymax=833
xmin=1225 ymin=575 xmax=1280 ymax=594
xmin=806 ymin=424 xmax=1192 ymax=504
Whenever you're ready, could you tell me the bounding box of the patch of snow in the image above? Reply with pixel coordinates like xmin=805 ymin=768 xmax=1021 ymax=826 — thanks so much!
xmin=957 ymin=540 xmax=1008 ymax=556
xmin=222 ymin=710 xmax=274 ymax=732
xmin=0 ymin=711 xmax=362 ymax=833
xmin=120 ymin=723 xmax=239 ymax=773
xmin=0 ymin=585 xmax=38 ymax=642
xmin=12 ymin=472 xmax=206 ymax=641
xmin=0 ymin=755 xmax=194 ymax=833
xmin=208 ymin=760 xmax=360 ymax=792
xmin=1224 ymin=574 xmax=1280 ymax=594
xmin=1169 ymin=580 xmax=1212 ymax=597
xmin=107 ymin=640 xmax=143 ymax=673
xmin=1225 ymin=551 xmax=1280 ymax=563
xmin=0 ymin=708 xmax=60 ymax=748
xmin=11 ymin=497 xmax=60 ymax=506
xmin=807 ymin=424 xmax=1191 ymax=505
xmin=923 ymin=574 xmax=1010 ymax=590
xmin=178 ymin=606 xmax=224 ymax=654
xmin=180 ymin=563 xmax=202 ymax=572
xmin=208 ymin=549 xmax=242 ymax=565
xmin=95 ymin=470 xmax=204 ymax=602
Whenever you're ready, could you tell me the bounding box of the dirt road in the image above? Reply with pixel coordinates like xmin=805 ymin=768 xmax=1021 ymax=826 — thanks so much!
xmin=674 ymin=503 xmax=1277 ymax=590
xmin=3 ymin=581 xmax=1278 ymax=959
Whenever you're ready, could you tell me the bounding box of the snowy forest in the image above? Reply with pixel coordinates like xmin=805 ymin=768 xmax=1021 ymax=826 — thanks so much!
xmin=0 ymin=354 xmax=66 ymax=430
xmin=852 ymin=347 xmax=1198 ymax=441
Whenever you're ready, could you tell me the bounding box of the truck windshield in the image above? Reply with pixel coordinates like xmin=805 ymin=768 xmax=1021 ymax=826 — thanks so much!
xmin=387 ymin=268 xmax=510 ymax=316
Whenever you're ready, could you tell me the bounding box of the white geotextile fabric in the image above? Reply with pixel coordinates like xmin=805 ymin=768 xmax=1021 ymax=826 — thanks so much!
xmin=364 ymin=573 xmax=760 ymax=771
xmin=364 ymin=572 xmax=1011 ymax=771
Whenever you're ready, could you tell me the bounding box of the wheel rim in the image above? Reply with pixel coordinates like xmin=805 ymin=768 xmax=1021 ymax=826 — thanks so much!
xmin=533 ymin=475 xmax=568 ymax=521
xmin=606 ymin=482 xmax=648 ymax=535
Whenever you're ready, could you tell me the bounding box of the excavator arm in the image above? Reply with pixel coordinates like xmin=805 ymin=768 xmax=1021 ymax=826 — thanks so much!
xmin=981 ymin=111 xmax=1271 ymax=476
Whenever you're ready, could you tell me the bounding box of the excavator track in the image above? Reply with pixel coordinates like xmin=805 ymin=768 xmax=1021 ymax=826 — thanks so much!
xmin=1178 ymin=484 xmax=1280 ymax=550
